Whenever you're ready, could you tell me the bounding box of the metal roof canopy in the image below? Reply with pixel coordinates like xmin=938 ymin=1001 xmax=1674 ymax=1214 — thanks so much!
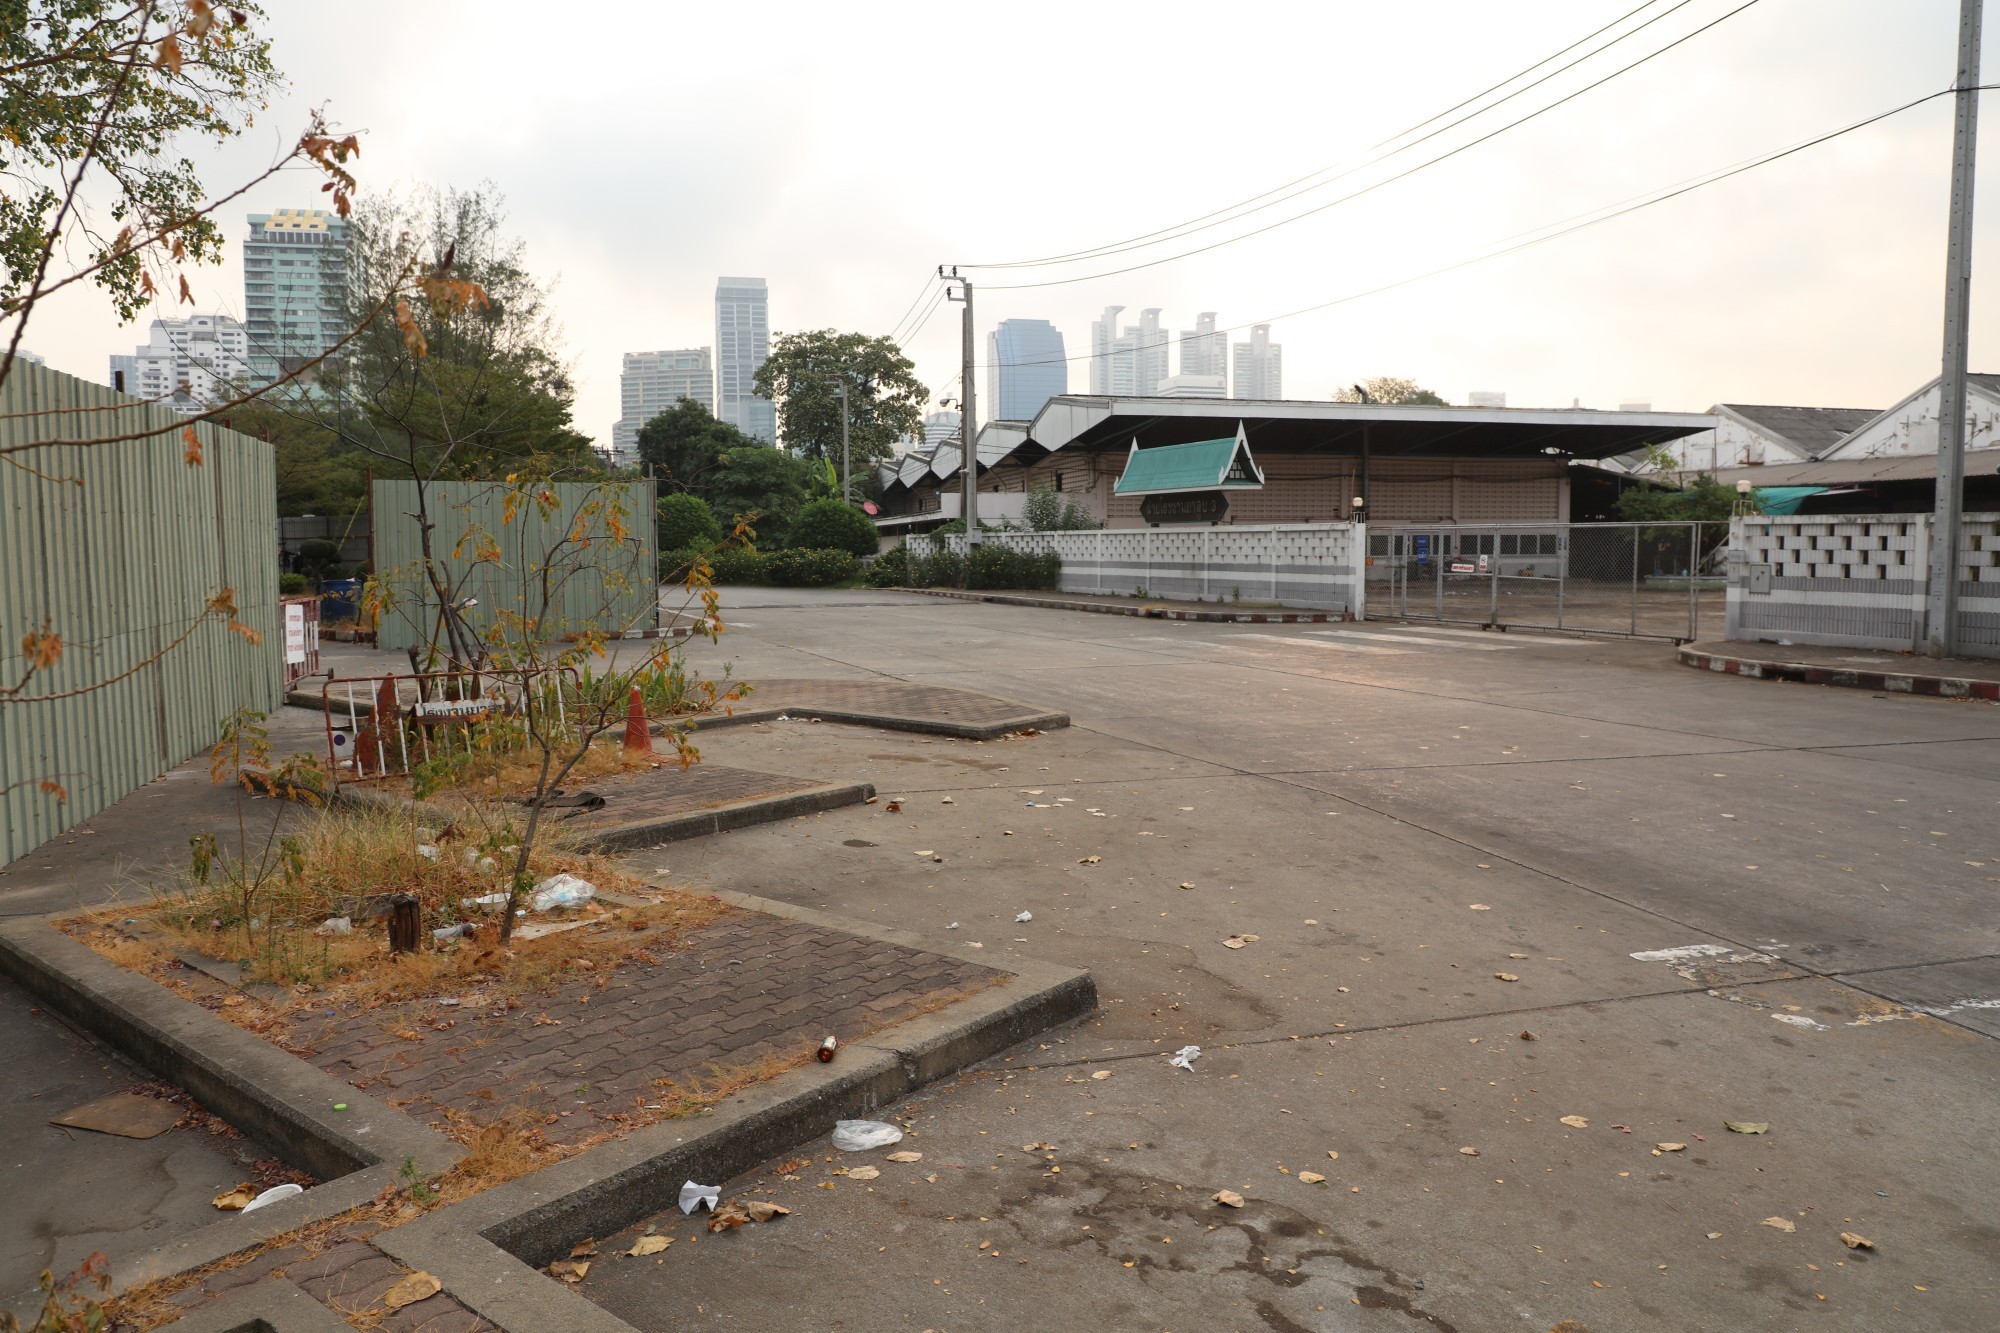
xmin=1026 ymin=395 xmax=1715 ymax=463
xmin=1114 ymin=426 xmax=1266 ymax=496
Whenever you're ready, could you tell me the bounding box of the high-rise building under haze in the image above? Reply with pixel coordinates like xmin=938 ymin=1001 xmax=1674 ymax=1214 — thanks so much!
xmin=242 ymin=208 xmax=348 ymax=388
xmin=611 ymin=348 xmax=714 ymax=465
xmin=1178 ymin=312 xmax=1226 ymax=387
xmin=109 ymin=315 xmax=250 ymax=414
xmin=1231 ymin=324 xmax=1283 ymax=400
xmin=985 ymin=319 xmax=1068 ymax=422
xmin=715 ymin=277 xmax=775 ymax=443
xmin=1088 ymin=306 xmax=1168 ymax=397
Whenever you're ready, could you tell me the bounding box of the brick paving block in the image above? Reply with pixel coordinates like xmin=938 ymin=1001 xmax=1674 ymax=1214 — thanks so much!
xmin=281 ymin=1240 xmax=379 ymax=1286
xmin=297 ymin=1253 xmax=406 ymax=1309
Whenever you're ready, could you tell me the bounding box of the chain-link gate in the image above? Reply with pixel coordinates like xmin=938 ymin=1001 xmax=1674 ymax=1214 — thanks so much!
xmin=1367 ymin=523 xmax=1725 ymax=642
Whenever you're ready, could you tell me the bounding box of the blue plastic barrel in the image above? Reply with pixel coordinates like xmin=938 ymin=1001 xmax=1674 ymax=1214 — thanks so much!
xmin=320 ymin=578 xmax=361 ymax=623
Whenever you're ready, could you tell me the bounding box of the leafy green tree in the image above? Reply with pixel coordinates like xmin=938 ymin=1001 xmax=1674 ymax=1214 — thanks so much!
xmin=753 ymin=330 xmax=926 ymax=467
xmin=633 ymin=396 xmax=814 ymax=542
xmin=1614 ymin=473 xmax=1751 ymax=524
xmin=786 ymin=498 xmax=879 ymax=556
xmin=1023 ymin=482 xmax=1099 ymax=531
xmin=636 ymin=396 xmax=742 ymax=493
xmin=1333 ymin=376 xmax=1448 ymax=406
xmin=1 ymin=2 xmax=281 ymax=323
xmin=706 ymin=444 xmax=813 ymax=545
xmin=657 ymin=492 xmax=720 ymax=551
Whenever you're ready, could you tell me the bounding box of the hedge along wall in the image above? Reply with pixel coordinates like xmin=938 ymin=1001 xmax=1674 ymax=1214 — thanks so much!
xmin=370 ymin=478 xmax=658 ymax=652
xmin=0 ymin=360 xmax=281 ymax=866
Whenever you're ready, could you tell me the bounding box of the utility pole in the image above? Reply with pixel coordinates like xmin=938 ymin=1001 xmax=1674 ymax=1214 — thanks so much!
xmin=837 ymin=380 xmax=851 ymax=504
xmin=942 ymin=267 xmax=979 ymax=547
xmin=1929 ymin=0 xmax=1983 ymax=657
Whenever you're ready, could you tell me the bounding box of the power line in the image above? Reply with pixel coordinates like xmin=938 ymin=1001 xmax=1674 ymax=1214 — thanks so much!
xmin=884 ymin=270 xmax=940 ymax=344
xmin=956 ymin=86 xmax=1964 ymax=376
xmin=897 ymin=283 xmax=953 ymax=349
xmin=964 ymin=0 xmax=1697 ymax=272
xmin=975 ymin=0 xmax=1765 ymax=291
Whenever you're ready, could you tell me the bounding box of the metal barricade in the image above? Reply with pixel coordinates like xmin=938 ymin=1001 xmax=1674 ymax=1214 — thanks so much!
xmin=1368 ymin=522 xmax=1724 ymax=642
xmin=319 ymin=668 xmax=576 ymax=785
xmin=280 ymin=595 xmax=320 ymax=688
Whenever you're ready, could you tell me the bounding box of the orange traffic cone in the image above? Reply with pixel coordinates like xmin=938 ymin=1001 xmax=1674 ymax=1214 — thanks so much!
xmin=623 ymin=686 xmax=651 ymax=753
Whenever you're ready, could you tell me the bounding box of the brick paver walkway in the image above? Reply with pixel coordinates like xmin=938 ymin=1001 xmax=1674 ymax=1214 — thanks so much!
xmin=735 ymin=678 xmax=1046 ymax=728
xmin=293 ymin=912 xmax=999 ymax=1146
xmin=558 ymin=763 xmax=822 ymax=831
xmin=145 ymin=1223 xmax=497 ymax=1332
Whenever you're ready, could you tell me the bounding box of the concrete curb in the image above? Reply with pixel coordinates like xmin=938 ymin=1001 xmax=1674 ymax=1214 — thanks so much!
xmin=325 ymin=780 xmax=877 ymax=851
xmin=0 ymin=917 xmax=463 ymax=1302
xmin=669 ymin=703 xmax=1068 ymax=742
xmin=370 ymin=894 xmax=1095 ymax=1333
xmin=1677 ymin=645 xmax=2000 ymax=700
xmin=902 ymin=586 xmax=1347 ymax=624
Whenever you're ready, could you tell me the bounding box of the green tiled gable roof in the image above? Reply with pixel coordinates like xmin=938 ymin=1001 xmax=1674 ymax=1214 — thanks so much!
xmin=1113 ymin=432 xmax=1264 ymax=496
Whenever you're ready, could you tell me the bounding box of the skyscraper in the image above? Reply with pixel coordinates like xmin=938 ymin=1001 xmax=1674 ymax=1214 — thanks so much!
xmin=242 ymin=208 xmax=348 ymax=388
xmin=985 ymin=319 xmax=1068 ymax=422
xmin=109 ymin=314 xmax=250 ymax=414
xmin=1178 ymin=312 xmax=1226 ymax=385
xmin=612 ymin=348 xmax=714 ymax=463
xmin=715 ymin=277 xmax=775 ymax=443
xmin=1088 ymin=306 xmax=1168 ymax=397
xmin=1231 ymin=325 xmax=1283 ymax=400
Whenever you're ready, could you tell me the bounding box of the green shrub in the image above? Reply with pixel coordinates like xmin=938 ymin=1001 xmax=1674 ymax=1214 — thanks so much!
xmin=785 ymin=498 xmax=879 ymax=557
xmin=765 ymin=548 xmax=860 ymax=587
xmin=657 ymin=493 xmax=721 ymax=552
xmin=662 ymin=546 xmax=767 ymax=585
xmin=909 ymin=548 xmax=962 ymax=587
xmin=965 ymin=546 xmax=1062 ymax=590
xmin=279 ymin=572 xmax=309 ymax=595
xmin=866 ymin=546 xmax=910 ymax=587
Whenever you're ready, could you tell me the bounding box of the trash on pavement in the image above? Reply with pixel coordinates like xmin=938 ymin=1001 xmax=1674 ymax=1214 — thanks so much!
xmin=817 ymin=1035 xmax=838 ymax=1063
xmin=210 ymin=1184 xmax=258 ymax=1210
xmin=531 ymin=874 xmax=596 ymax=912
xmin=1840 ymin=1232 xmax=1875 ymax=1250
xmin=1169 ymin=1044 xmax=1202 ymax=1071
xmin=679 ymin=1181 xmax=721 ymax=1214
xmin=1213 ymin=1189 xmax=1246 ymax=1208
xmin=1015 ymin=911 xmax=1033 ymax=923
xmin=240 ymin=1182 xmax=305 ymax=1214
xmin=417 ymin=844 xmax=441 ymax=861
xmin=470 ymin=893 xmax=509 ymax=910
xmin=48 ymin=1091 xmax=182 ymax=1140
xmin=316 ymin=916 xmax=352 ymax=936
xmin=831 ymin=1119 xmax=904 ymax=1152
xmin=1222 ymin=934 xmax=1259 ymax=949
xmin=1761 ymin=1216 xmax=1796 ymax=1233
xmin=432 ymin=923 xmax=475 ymax=943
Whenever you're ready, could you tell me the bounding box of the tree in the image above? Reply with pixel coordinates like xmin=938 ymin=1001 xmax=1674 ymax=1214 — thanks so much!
xmin=1614 ymin=473 xmax=1750 ymax=525
xmin=1023 ymin=482 xmax=1099 ymax=532
xmin=1333 ymin=377 xmax=1448 ymax=406
xmin=657 ymin=492 xmax=720 ymax=551
xmin=786 ymin=498 xmax=878 ymax=556
xmin=754 ymin=330 xmax=926 ymax=467
xmin=633 ymin=397 xmax=814 ymax=543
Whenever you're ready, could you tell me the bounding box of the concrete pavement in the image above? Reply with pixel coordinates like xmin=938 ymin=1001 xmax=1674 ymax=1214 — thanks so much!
xmin=577 ymin=588 xmax=2000 ymax=1332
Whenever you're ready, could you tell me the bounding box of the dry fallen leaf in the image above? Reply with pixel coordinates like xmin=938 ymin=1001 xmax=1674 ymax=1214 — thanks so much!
xmin=707 ymin=1202 xmax=751 ymax=1232
xmin=210 ymin=1184 xmax=257 ymax=1211
xmin=915 ymin=849 xmax=935 ymax=857
xmin=627 ymin=1235 xmax=671 ymax=1257
xmin=1495 ymin=973 xmax=1519 ymax=982
xmin=1560 ymin=1115 xmax=1590 ymax=1129
xmin=847 ymin=1165 xmax=880 ymax=1181
xmin=1469 ymin=903 xmax=1492 ymax=911
xmin=569 ymin=1239 xmax=598 ymax=1259
xmin=885 ymin=800 xmax=903 ymax=812
xmin=1840 ymin=1232 xmax=1874 ymax=1250
xmin=1213 ymin=1189 xmax=1246 ymax=1208
xmin=1518 ymin=1030 xmax=1538 ymax=1041
xmin=745 ymin=1201 xmax=792 ymax=1223
xmin=1458 ymin=1147 xmax=1481 ymax=1156
xmin=1298 ymin=1171 xmax=1327 ymax=1184
xmin=1091 ymin=1070 xmax=1114 ymax=1081
xmin=548 ymin=1259 xmax=589 ymax=1283
xmin=1078 ymin=855 xmax=1101 ymax=865
xmin=887 ymin=1151 xmax=924 ymax=1163
xmin=383 ymin=1271 xmax=442 ymax=1308
xmin=1761 ymin=1217 xmax=1796 ymax=1233
xmin=1326 ymin=1150 xmax=1340 ymax=1160
xmin=1656 ymin=1142 xmax=1687 ymax=1152
xmin=1726 ymin=1121 xmax=1770 ymax=1135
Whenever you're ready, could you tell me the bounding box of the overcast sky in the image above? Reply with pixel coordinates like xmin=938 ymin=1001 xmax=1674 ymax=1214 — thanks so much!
xmin=23 ymin=0 xmax=2000 ymax=442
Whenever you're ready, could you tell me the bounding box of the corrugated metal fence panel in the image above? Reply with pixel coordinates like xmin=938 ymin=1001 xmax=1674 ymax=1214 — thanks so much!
xmin=1 ymin=360 xmax=279 ymax=867
xmin=370 ymin=479 xmax=657 ymax=654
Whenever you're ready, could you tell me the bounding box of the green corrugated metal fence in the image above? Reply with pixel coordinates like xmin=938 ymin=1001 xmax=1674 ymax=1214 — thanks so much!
xmin=1 ymin=360 xmax=280 ymax=866
xmin=370 ymin=478 xmax=657 ymax=654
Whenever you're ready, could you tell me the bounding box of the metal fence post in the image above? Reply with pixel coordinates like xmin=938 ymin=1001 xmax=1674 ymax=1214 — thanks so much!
xmin=1630 ymin=524 xmax=1640 ymax=636
xmin=1686 ymin=522 xmax=1699 ymax=641
xmin=1096 ymin=530 xmax=1104 ymax=593
xmin=1202 ymin=529 xmax=1211 ymax=600
xmin=1488 ymin=529 xmax=1499 ymax=625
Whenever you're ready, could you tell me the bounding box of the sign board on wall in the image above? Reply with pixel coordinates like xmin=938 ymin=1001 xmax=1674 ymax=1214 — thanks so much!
xmin=284 ymin=603 xmax=308 ymax=664
xmin=1140 ymin=491 xmax=1230 ymax=525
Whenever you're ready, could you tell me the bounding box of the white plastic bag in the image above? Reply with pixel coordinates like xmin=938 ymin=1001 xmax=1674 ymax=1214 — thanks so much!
xmin=240 ymin=1182 xmax=304 ymax=1214
xmin=679 ymin=1180 xmax=720 ymax=1214
xmin=531 ymin=873 xmax=596 ymax=912
xmin=316 ymin=917 xmax=352 ymax=936
xmin=1170 ymin=1044 xmax=1202 ymax=1071
xmin=830 ymin=1119 xmax=904 ymax=1152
